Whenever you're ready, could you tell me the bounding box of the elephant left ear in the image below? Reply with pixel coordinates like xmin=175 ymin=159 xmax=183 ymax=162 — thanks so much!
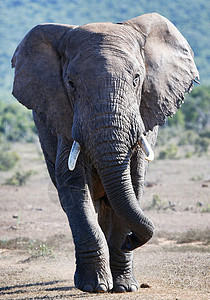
xmin=123 ymin=13 xmax=199 ymax=131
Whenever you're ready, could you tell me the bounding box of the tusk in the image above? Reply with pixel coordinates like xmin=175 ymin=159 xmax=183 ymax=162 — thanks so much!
xmin=68 ymin=141 xmax=81 ymax=171
xmin=138 ymin=134 xmax=154 ymax=162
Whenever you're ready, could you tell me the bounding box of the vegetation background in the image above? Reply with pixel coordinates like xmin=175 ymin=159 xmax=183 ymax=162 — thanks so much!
xmin=0 ymin=0 xmax=210 ymax=100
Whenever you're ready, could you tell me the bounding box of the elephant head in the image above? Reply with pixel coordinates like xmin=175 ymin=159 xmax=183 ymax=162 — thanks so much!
xmin=12 ymin=13 xmax=199 ymax=251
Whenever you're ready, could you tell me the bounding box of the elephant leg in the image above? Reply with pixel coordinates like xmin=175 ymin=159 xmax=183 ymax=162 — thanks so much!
xmin=97 ymin=197 xmax=138 ymax=293
xmin=55 ymin=136 xmax=113 ymax=293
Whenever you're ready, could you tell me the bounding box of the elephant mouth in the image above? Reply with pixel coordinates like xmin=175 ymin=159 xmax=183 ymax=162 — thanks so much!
xmin=68 ymin=134 xmax=154 ymax=171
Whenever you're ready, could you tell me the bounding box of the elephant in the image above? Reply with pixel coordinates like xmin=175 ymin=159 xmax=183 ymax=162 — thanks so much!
xmin=11 ymin=13 xmax=199 ymax=293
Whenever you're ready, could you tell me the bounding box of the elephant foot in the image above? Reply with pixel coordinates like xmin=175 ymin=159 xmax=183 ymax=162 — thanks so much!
xmin=112 ymin=271 xmax=139 ymax=293
xmin=110 ymin=247 xmax=139 ymax=293
xmin=74 ymin=250 xmax=113 ymax=293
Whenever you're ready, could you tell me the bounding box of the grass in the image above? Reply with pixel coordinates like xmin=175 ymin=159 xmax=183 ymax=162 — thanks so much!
xmin=163 ymin=245 xmax=210 ymax=253
xmin=144 ymin=194 xmax=176 ymax=211
xmin=157 ymin=228 xmax=210 ymax=246
xmin=0 ymin=234 xmax=73 ymax=259
xmin=27 ymin=243 xmax=53 ymax=259
xmin=200 ymin=204 xmax=210 ymax=213
xmin=190 ymin=174 xmax=204 ymax=181
xmin=0 ymin=237 xmax=53 ymax=259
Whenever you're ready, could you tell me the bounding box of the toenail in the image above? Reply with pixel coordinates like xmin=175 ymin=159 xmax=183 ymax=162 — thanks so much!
xmin=115 ymin=285 xmax=126 ymax=293
xmin=130 ymin=284 xmax=138 ymax=292
xmin=98 ymin=283 xmax=107 ymax=292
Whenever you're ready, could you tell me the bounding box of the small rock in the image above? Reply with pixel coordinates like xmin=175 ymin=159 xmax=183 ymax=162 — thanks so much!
xmin=9 ymin=225 xmax=17 ymax=230
xmin=12 ymin=215 xmax=18 ymax=219
xmin=202 ymin=183 xmax=208 ymax=188
xmin=140 ymin=283 xmax=150 ymax=288
xmin=145 ymin=181 xmax=156 ymax=188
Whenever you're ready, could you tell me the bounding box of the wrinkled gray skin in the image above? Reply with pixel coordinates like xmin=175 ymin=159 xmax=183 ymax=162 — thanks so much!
xmin=12 ymin=13 xmax=199 ymax=293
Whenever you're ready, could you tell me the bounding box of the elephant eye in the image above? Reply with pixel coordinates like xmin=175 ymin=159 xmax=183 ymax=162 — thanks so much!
xmin=68 ymin=80 xmax=75 ymax=88
xmin=133 ymin=74 xmax=140 ymax=87
xmin=67 ymin=79 xmax=76 ymax=93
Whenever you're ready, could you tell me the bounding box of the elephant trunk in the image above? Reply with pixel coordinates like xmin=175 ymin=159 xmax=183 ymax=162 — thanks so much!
xmin=97 ymin=152 xmax=154 ymax=251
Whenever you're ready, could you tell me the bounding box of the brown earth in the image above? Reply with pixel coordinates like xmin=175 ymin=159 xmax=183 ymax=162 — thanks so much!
xmin=0 ymin=142 xmax=209 ymax=300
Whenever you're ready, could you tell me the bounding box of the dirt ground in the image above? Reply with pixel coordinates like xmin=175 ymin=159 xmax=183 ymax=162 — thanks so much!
xmin=0 ymin=142 xmax=209 ymax=300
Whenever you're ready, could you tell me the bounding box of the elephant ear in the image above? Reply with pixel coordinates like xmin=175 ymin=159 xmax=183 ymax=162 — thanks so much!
xmin=12 ymin=23 xmax=75 ymax=138
xmin=123 ymin=13 xmax=199 ymax=131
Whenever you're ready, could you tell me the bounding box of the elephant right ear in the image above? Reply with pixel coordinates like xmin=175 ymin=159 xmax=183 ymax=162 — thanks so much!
xmin=12 ymin=24 xmax=75 ymax=138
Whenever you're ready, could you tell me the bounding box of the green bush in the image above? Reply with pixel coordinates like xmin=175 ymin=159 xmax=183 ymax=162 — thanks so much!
xmin=168 ymin=110 xmax=185 ymax=129
xmin=178 ymin=130 xmax=198 ymax=146
xmin=195 ymin=137 xmax=210 ymax=153
xmin=0 ymin=102 xmax=36 ymax=143
xmin=0 ymin=151 xmax=19 ymax=171
xmin=4 ymin=170 xmax=35 ymax=186
xmin=158 ymin=144 xmax=178 ymax=159
xmin=166 ymin=86 xmax=210 ymax=137
xmin=181 ymin=86 xmax=210 ymax=132
xmin=200 ymin=130 xmax=210 ymax=139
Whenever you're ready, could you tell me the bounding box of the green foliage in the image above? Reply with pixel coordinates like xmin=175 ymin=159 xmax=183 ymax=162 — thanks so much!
xmin=158 ymin=144 xmax=178 ymax=160
xmin=0 ymin=0 xmax=209 ymax=101
xmin=0 ymin=101 xmax=36 ymax=142
xmin=200 ymin=204 xmax=210 ymax=213
xmin=168 ymin=110 xmax=185 ymax=129
xmin=190 ymin=174 xmax=203 ymax=181
xmin=200 ymin=130 xmax=210 ymax=139
xmin=182 ymin=86 xmax=210 ymax=132
xmin=0 ymin=147 xmax=19 ymax=171
xmin=195 ymin=137 xmax=210 ymax=153
xmin=145 ymin=195 xmax=176 ymax=211
xmin=168 ymin=86 xmax=210 ymax=132
xmin=160 ymin=86 xmax=210 ymax=156
xmin=178 ymin=130 xmax=197 ymax=146
xmin=151 ymin=194 xmax=163 ymax=209
xmin=4 ymin=170 xmax=35 ymax=186
xmin=28 ymin=243 xmax=53 ymax=259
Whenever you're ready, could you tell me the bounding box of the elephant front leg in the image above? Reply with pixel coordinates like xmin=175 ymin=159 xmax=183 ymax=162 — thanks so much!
xmin=55 ymin=138 xmax=113 ymax=293
xmin=97 ymin=199 xmax=139 ymax=293
xmin=108 ymin=211 xmax=139 ymax=293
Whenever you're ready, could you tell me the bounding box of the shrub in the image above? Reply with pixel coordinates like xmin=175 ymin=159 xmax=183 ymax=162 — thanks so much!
xmin=185 ymin=151 xmax=193 ymax=158
xmin=176 ymin=228 xmax=210 ymax=245
xmin=152 ymin=194 xmax=162 ymax=208
xmin=0 ymin=151 xmax=19 ymax=171
xmin=178 ymin=130 xmax=198 ymax=146
xmin=200 ymin=204 xmax=210 ymax=213
xmin=158 ymin=144 xmax=178 ymax=159
xmin=195 ymin=137 xmax=210 ymax=153
xmin=190 ymin=174 xmax=203 ymax=181
xmin=200 ymin=130 xmax=210 ymax=139
xmin=167 ymin=110 xmax=185 ymax=128
xmin=182 ymin=86 xmax=210 ymax=132
xmin=0 ymin=101 xmax=36 ymax=142
xmin=4 ymin=170 xmax=35 ymax=186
